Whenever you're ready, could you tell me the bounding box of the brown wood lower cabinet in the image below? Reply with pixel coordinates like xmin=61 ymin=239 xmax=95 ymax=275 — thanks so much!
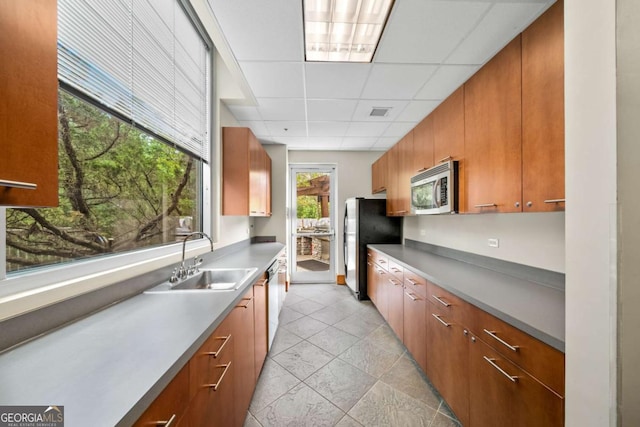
xmin=426 ymin=301 xmax=470 ymax=426
xmin=188 ymin=316 xmax=235 ymax=427
xmin=366 ymin=248 xmax=564 ymax=427
xmin=402 ymin=287 xmax=427 ymax=372
xmin=231 ymin=288 xmax=256 ymax=426
xmin=469 ymin=334 xmax=564 ymax=427
xmin=135 ymin=271 xmax=270 ymax=427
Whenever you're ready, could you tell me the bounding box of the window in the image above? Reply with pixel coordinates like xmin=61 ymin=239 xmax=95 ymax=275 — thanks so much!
xmin=6 ymin=92 xmax=201 ymax=273
xmin=4 ymin=0 xmax=211 ymax=276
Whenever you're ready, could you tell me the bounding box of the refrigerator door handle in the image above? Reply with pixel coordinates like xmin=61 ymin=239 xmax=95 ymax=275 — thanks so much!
xmin=343 ymin=209 xmax=348 ymax=274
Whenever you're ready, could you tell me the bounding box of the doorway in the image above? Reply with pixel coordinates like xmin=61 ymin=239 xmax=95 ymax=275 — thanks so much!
xmin=289 ymin=165 xmax=336 ymax=284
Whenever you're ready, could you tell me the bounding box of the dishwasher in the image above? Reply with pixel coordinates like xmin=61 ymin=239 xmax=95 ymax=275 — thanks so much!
xmin=267 ymin=259 xmax=280 ymax=349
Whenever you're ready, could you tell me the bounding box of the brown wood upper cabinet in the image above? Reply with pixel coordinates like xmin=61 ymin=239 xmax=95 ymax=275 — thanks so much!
xmin=0 ymin=0 xmax=59 ymax=207
xmin=433 ymin=87 xmax=466 ymax=212
xmin=385 ymin=132 xmax=413 ymax=216
xmin=465 ymin=36 xmax=523 ymax=214
xmin=371 ymin=153 xmax=388 ymax=194
xmin=222 ymin=127 xmax=272 ymax=217
xmin=413 ymin=115 xmax=434 ymax=174
xmin=521 ymin=0 xmax=565 ymax=212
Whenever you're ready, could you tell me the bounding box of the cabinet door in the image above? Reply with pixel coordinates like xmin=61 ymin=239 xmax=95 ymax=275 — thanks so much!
xmin=464 ymin=36 xmax=522 ymax=213
xmin=264 ymin=153 xmax=272 ymax=216
xmin=397 ymin=131 xmax=414 ymax=216
xmin=231 ymin=288 xmax=256 ymax=425
xmin=386 ymin=143 xmax=400 ymax=216
xmin=222 ymin=127 xmax=250 ymax=215
xmin=522 ymin=0 xmax=565 ymax=212
xmin=426 ymin=303 xmax=470 ymax=426
xmin=249 ymin=134 xmax=262 ymax=216
xmin=367 ymin=257 xmax=378 ymax=305
xmin=371 ymin=155 xmax=387 ymax=194
xmin=386 ymin=275 xmax=404 ymax=341
xmin=469 ymin=335 xmax=563 ymax=427
xmin=403 ymin=288 xmax=427 ymax=373
xmin=0 ymin=0 xmax=58 ymax=207
xmin=413 ymin=116 xmax=434 ymax=175
xmin=433 ymin=87 xmax=466 ymax=212
xmin=375 ymin=266 xmax=389 ymax=319
xmin=253 ymin=276 xmax=269 ymax=380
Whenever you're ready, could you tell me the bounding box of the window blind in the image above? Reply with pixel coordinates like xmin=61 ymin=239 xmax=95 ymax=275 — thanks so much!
xmin=58 ymin=0 xmax=210 ymax=162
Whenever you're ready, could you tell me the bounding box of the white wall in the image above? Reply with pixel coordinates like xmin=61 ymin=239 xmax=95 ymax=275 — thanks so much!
xmin=565 ymin=0 xmax=618 ymax=425
xmin=288 ymin=150 xmax=382 ymax=276
xmin=616 ymin=0 xmax=640 ymax=423
xmin=254 ymin=145 xmax=288 ymax=243
xmin=404 ymin=212 xmax=565 ymax=272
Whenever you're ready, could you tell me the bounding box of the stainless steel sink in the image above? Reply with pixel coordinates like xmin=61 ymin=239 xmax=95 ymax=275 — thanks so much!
xmin=146 ymin=267 xmax=257 ymax=293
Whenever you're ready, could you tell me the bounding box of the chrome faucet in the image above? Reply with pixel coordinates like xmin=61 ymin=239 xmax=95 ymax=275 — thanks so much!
xmin=174 ymin=232 xmax=214 ymax=281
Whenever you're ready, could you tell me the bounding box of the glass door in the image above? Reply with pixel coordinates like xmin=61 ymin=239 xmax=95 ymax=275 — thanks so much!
xmin=289 ymin=165 xmax=336 ymax=284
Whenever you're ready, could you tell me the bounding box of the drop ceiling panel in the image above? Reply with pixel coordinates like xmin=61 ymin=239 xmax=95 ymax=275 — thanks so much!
xmin=225 ymin=104 xmax=262 ymax=121
xmin=383 ymin=121 xmax=418 ymax=137
xmin=265 ymin=121 xmax=307 ymax=137
xmin=240 ymin=62 xmax=305 ymax=98
xmin=446 ymin=2 xmax=548 ymax=65
xmin=306 ymin=100 xmax=359 ymax=121
xmin=396 ymin=100 xmax=441 ymax=122
xmin=351 ymin=100 xmax=410 ymax=122
xmin=307 ymin=121 xmax=350 ymax=137
xmin=341 ymin=137 xmax=379 ymax=149
xmin=360 ymin=64 xmax=438 ymax=99
xmin=206 ymin=0 xmax=303 ymax=61
xmin=415 ymin=65 xmax=479 ymax=100
xmin=306 ymin=137 xmax=343 ymax=150
xmin=304 ymin=63 xmax=372 ymax=99
xmin=376 ymin=0 xmax=492 ymax=64
xmin=257 ymin=98 xmax=306 ymax=121
xmin=374 ymin=137 xmax=400 ymax=149
xmin=345 ymin=122 xmax=391 ymax=137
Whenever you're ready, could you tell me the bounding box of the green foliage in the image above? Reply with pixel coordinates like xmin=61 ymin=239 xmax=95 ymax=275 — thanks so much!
xmin=297 ymin=196 xmax=319 ymax=219
xmin=6 ymin=92 xmax=199 ymax=272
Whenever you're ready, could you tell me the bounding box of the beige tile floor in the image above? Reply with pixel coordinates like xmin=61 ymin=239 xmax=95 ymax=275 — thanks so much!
xmin=244 ymin=283 xmax=462 ymax=427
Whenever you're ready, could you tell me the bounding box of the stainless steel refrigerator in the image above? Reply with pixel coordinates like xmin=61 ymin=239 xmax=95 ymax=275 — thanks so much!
xmin=344 ymin=198 xmax=403 ymax=300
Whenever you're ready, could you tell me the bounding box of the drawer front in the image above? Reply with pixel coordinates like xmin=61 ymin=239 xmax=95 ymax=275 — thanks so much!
xmin=471 ymin=308 xmax=565 ymax=396
xmin=190 ymin=319 xmax=233 ymax=398
xmin=426 ymin=282 xmax=471 ymax=324
xmin=367 ymin=249 xmax=389 ymax=271
xmin=404 ymin=269 xmax=427 ymax=298
xmin=388 ymin=259 xmax=404 ymax=280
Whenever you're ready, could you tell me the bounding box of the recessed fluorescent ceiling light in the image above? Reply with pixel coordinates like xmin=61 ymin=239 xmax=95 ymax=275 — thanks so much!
xmin=303 ymin=0 xmax=395 ymax=63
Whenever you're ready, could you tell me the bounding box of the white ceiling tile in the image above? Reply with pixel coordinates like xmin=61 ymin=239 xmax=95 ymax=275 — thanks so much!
xmin=446 ymin=3 xmax=547 ymax=65
xmin=345 ymin=122 xmax=391 ymax=138
xmin=396 ymin=101 xmax=441 ymax=122
xmin=304 ymin=63 xmax=372 ymax=99
xmin=351 ymin=100 xmax=410 ymax=122
xmin=307 ymin=121 xmax=350 ymax=137
xmin=374 ymin=137 xmax=400 ymax=150
xmin=361 ymin=64 xmax=438 ymax=100
xmin=341 ymin=137 xmax=379 ymax=150
xmin=306 ymin=100 xmax=358 ymax=121
xmin=415 ymin=65 xmax=479 ymax=100
xmin=265 ymin=121 xmax=307 ymax=137
xmin=226 ymin=104 xmax=262 ymax=121
xmin=240 ymin=62 xmax=305 ymax=98
xmin=376 ymin=0 xmax=491 ymax=64
xmin=306 ymin=138 xmax=344 ymax=150
xmin=256 ymin=98 xmax=306 ymax=121
xmin=207 ymin=0 xmax=303 ymax=61
xmin=268 ymin=136 xmax=308 ymax=148
xmin=383 ymin=122 xmax=418 ymax=137
xmin=238 ymin=121 xmax=269 ymax=136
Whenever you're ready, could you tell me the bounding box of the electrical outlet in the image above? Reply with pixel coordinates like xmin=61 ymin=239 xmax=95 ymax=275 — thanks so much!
xmin=420 ymin=229 xmax=426 ymax=236
xmin=488 ymin=238 xmax=499 ymax=248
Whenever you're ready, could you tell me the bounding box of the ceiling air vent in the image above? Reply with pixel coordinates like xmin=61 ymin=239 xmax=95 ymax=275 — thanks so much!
xmin=370 ymin=107 xmax=391 ymax=117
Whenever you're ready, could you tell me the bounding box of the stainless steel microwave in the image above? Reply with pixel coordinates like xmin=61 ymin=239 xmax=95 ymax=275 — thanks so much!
xmin=410 ymin=160 xmax=459 ymax=215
